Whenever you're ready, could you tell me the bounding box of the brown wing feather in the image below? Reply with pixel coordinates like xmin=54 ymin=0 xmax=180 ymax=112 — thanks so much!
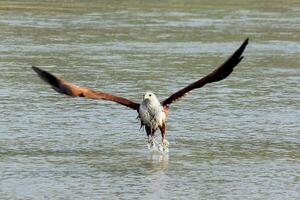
xmin=162 ymin=38 xmax=249 ymax=107
xmin=32 ymin=66 xmax=140 ymax=110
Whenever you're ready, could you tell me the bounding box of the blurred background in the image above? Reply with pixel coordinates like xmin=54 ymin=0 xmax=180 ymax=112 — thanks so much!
xmin=0 ymin=0 xmax=299 ymax=199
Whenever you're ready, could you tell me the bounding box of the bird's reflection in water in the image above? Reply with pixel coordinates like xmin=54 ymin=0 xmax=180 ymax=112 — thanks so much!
xmin=145 ymin=150 xmax=169 ymax=172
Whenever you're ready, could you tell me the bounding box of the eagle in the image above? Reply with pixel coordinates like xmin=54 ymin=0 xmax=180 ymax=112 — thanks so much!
xmin=32 ymin=38 xmax=248 ymax=149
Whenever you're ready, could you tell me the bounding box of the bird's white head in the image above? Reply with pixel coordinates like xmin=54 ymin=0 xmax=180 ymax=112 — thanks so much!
xmin=143 ymin=92 xmax=159 ymax=103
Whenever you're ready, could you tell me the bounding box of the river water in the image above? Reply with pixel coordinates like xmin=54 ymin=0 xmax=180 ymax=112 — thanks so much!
xmin=0 ymin=1 xmax=299 ymax=199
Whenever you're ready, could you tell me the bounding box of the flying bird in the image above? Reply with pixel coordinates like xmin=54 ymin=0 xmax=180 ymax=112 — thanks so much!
xmin=32 ymin=38 xmax=248 ymax=148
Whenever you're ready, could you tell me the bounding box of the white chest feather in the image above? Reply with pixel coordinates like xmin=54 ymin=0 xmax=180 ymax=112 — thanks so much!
xmin=139 ymin=100 xmax=165 ymax=129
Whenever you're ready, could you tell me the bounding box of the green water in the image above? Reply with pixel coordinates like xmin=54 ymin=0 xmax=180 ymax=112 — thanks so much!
xmin=0 ymin=1 xmax=299 ymax=199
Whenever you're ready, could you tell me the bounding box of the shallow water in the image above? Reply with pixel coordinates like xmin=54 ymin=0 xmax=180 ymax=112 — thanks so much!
xmin=0 ymin=0 xmax=300 ymax=199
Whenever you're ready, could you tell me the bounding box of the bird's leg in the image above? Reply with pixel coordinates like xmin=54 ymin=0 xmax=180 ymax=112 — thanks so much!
xmin=150 ymin=128 xmax=156 ymax=146
xmin=150 ymin=127 xmax=155 ymax=138
xmin=159 ymin=123 xmax=168 ymax=147
xmin=145 ymin=126 xmax=153 ymax=145
xmin=148 ymin=135 xmax=151 ymax=143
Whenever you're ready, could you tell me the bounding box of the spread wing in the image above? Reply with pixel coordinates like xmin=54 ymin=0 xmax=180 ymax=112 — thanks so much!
xmin=162 ymin=38 xmax=249 ymax=108
xmin=32 ymin=66 xmax=140 ymax=110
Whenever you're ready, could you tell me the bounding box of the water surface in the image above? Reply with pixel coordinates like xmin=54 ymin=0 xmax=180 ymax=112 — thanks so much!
xmin=0 ymin=1 xmax=299 ymax=199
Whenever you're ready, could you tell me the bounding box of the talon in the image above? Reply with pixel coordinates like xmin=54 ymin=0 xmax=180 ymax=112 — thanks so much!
xmin=148 ymin=136 xmax=154 ymax=147
xmin=162 ymin=139 xmax=169 ymax=150
xmin=162 ymin=138 xmax=167 ymax=145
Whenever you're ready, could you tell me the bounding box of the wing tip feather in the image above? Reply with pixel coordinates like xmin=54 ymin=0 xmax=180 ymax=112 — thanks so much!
xmin=32 ymin=66 xmax=61 ymax=89
xmin=240 ymin=38 xmax=249 ymax=52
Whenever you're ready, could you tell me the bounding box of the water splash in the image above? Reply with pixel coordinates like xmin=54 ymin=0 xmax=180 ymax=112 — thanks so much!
xmin=147 ymin=137 xmax=169 ymax=153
